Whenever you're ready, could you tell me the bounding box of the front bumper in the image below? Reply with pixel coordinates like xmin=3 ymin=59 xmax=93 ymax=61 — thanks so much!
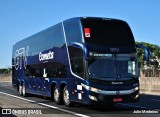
xmin=88 ymin=90 xmax=139 ymax=105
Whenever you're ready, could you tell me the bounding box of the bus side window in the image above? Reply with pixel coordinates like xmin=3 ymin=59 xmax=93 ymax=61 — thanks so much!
xmin=68 ymin=46 xmax=84 ymax=78
xmin=47 ymin=62 xmax=67 ymax=78
xmin=25 ymin=62 xmax=67 ymax=78
xmin=42 ymin=62 xmax=67 ymax=78
xmin=47 ymin=63 xmax=56 ymax=77
xmin=30 ymin=68 xmax=36 ymax=77
xmin=24 ymin=65 xmax=32 ymax=77
xmin=56 ymin=64 xmax=67 ymax=78
xmin=74 ymin=58 xmax=83 ymax=76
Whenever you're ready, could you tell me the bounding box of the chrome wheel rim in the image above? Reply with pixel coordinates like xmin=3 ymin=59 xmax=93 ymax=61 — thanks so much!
xmin=22 ymin=84 xmax=25 ymax=96
xmin=19 ymin=85 xmax=22 ymax=95
xmin=54 ymin=88 xmax=59 ymax=102
xmin=64 ymin=88 xmax=70 ymax=105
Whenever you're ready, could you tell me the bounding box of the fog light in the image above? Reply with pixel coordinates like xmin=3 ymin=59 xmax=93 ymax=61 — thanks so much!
xmin=135 ymin=94 xmax=139 ymax=99
xmin=134 ymin=87 xmax=139 ymax=91
xmin=89 ymin=95 xmax=97 ymax=101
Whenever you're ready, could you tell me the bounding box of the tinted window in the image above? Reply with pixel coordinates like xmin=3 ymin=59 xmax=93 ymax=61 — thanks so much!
xmin=81 ymin=19 xmax=135 ymax=47
xmin=15 ymin=23 xmax=65 ymax=54
xmin=64 ymin=19 xmax=83 ymax=43
xmin=25 ymin=62 xmax=67 ymax=78
xmin=68 ymin=46 xmax=84 ymax=78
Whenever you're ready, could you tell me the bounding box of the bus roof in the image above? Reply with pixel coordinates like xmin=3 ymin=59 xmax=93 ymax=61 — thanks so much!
xmin=13 ymin=17 xmax=135 ymax=53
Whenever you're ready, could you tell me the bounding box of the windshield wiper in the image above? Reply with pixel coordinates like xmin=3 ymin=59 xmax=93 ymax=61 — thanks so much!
xmin=120 ymin=75 xmax=137 ymax=79
xmin=90 ymin=76 xmax=114 ymax=80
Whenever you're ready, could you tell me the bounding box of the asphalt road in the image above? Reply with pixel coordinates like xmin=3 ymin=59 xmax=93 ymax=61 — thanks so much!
xmin=0 ymin=82 xmax=160 ymax=117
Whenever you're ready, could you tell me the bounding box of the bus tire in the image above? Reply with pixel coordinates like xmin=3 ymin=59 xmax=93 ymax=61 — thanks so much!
xmin=63 ymin=86 xmax=73 ymax=106
xmin=53 ymin=86 xmax=61 ymax=104
xmin=22 ymin=83 xmax=27 ymax=97
xmin=19 ymin=84 xmax=23 ymax=96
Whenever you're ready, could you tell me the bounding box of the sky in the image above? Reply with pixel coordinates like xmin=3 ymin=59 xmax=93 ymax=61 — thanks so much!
xmin=0 ymin=0 xmax=160 ymax=68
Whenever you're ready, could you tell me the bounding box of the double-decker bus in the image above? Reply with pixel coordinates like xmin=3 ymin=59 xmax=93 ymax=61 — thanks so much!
xmin=12 ymin=17 xmax=149 ymax=106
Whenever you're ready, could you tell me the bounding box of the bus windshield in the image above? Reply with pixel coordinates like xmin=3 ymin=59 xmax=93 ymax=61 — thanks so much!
xmin=87 ymin=53 xmax=138 ymax=80
xmin=81 ymin=18 xmax=135 ymax=47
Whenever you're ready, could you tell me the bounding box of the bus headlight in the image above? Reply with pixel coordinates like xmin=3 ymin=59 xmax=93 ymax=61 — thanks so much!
xmin=81 ymin=83 xmax=101 ymax=93
xmin=90 ymin=87 xmax=101 ymax=93
xmin=81 ymin=83 xmax=90 ymax=90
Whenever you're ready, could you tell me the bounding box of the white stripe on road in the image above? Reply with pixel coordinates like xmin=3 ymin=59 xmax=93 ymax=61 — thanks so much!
xmin=0 ymin=91 xmax=90 ymax=117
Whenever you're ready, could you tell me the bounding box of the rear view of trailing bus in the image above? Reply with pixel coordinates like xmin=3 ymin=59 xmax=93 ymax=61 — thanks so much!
xmin=12 ymin=17 xmax=149 ymax=106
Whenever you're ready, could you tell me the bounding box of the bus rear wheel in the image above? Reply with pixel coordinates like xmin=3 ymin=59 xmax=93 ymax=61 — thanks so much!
xmin=63 ymin=86 xmax=73 ymax=106
xmin=22 ymin=83 xmax=27 ymax=97
xmin=19 ymin=83 xmax=27 ymax=97
xmin=53 ymin=86 xmax=61 ymax=104
xmin=19 ymin=84 xmax=23 ymax=96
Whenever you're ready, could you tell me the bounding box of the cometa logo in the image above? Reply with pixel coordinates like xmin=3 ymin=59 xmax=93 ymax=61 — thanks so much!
xmin=39 ymin=51 xmax=54 ymax=61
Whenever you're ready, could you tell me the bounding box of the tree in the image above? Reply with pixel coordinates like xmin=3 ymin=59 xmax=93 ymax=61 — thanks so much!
xmin=0 ymin=68 xmax=11 ymax=75
xmin=136 ymin=41 xmax=160 ymax=68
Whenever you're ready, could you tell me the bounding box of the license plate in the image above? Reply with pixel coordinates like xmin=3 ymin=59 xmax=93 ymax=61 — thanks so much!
xmin=113 ymin=98 xmax=122 ymax=102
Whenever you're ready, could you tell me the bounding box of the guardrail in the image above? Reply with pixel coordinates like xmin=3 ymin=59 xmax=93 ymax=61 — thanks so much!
xmin=140 ymin=77 xmax=160 ymax=95
xmin=140 ymin=69 xmax=160 ymax=77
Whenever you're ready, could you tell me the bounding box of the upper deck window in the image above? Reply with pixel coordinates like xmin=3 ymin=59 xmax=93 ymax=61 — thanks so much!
xmin=81 ymin=18 xmax=135 ymax=47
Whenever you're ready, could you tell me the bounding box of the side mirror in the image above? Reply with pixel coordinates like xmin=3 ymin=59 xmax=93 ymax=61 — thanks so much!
xmin=136 ymin=44 xmax=150 ymax=61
